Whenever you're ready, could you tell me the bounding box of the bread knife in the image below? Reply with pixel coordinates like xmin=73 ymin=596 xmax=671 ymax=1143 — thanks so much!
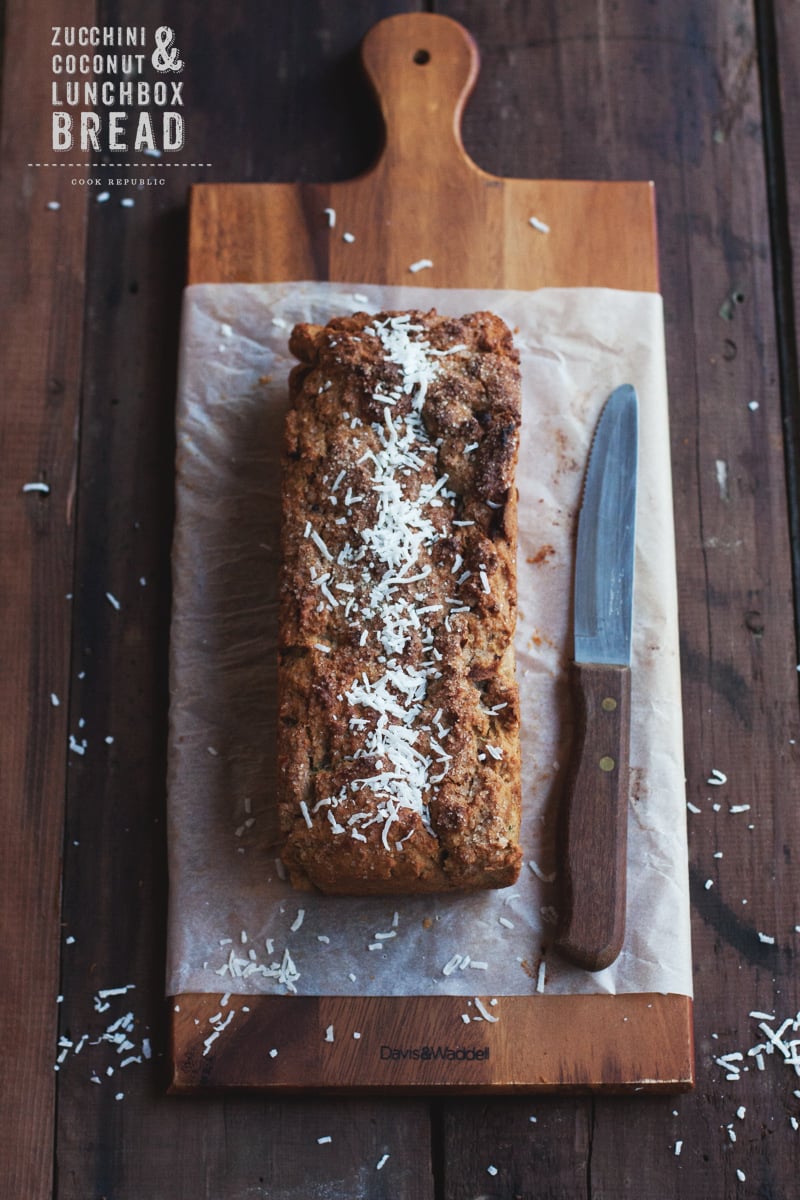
xmin=555 ymin=384 xmax=639 ymax=972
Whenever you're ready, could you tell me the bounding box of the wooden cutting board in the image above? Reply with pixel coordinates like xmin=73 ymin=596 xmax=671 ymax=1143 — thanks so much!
xmin=170 ymin=11 xmax=693 ymax=1094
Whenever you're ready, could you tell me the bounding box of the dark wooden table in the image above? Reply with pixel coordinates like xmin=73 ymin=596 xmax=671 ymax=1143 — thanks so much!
xmin=3 ymin=1 xmax=799 ymax=1196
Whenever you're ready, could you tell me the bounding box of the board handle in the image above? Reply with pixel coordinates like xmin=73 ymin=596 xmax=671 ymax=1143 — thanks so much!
xmin=361 ymin=13 xmax=481 ymax=181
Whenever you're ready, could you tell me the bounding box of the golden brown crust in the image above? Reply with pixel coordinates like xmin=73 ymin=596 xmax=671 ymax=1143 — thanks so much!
xmin=277 ymin=309 xmax=522 ymax=894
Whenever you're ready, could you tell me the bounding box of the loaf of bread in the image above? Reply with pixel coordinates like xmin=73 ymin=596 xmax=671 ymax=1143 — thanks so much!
xmin=277 ymin=308 xmax=522 ymax=894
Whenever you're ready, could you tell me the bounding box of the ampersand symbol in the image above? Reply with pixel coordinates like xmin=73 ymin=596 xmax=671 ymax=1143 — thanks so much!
xmin=152 ymin=26 xmax=184 ymax=73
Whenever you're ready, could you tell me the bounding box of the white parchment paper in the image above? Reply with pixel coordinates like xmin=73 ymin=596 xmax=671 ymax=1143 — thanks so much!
xmin=166 ymin=282 xmax=692 ymax=999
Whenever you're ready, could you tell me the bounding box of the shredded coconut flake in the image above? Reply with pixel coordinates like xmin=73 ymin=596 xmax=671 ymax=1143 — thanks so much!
xmin=528 ymin=859 xmax=557 ymax=883
xmin=473 ymin=997 xmax=499 ymax=1023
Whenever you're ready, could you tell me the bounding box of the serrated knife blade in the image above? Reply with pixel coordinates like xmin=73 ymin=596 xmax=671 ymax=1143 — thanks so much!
xmin=555 ymin=384 xmax=639 ymax=972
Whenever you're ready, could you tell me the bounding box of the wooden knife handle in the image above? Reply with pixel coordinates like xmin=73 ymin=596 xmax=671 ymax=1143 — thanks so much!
xmin=556 ymin=662 xmax=631 ymax=972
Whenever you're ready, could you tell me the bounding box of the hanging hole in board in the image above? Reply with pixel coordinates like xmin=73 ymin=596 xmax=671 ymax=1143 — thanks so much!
xmin=413 ymin=49 xmax=431 ymax=65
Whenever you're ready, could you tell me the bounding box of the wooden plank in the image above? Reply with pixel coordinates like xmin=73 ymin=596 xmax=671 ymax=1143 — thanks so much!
xmin=174 ymin=8 xmax=690 ymax=1095
xmin=52 ymin=3 xmax=435 ymax=1198
xmin=772 ymin=0 xmax=800 ymax=622
xmin=437 ymin=0 xmax=800 ymax=1192
xmin=172 ymin=993 xmax=692 ymax=1094
xmin=439 ymin=1102 xmax=592 ymax=1199
xmin=188 ymin=177 xmax=657 ymax=289
xmin=0 ymin=0 xmax=92 ymax=1196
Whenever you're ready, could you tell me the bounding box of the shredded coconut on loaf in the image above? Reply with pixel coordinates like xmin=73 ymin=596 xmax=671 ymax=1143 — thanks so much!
xmin=277 ymin=309 xmax=522 ymax=894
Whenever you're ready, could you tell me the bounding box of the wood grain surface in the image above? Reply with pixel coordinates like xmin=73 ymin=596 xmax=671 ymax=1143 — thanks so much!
xmin=0 ymin=1 xmax=91 ymax=1196
xmin=171 ymin=993 xmax=692 ymax=1095
xmin=2 ymin=0 xmax=799 ymax=1196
